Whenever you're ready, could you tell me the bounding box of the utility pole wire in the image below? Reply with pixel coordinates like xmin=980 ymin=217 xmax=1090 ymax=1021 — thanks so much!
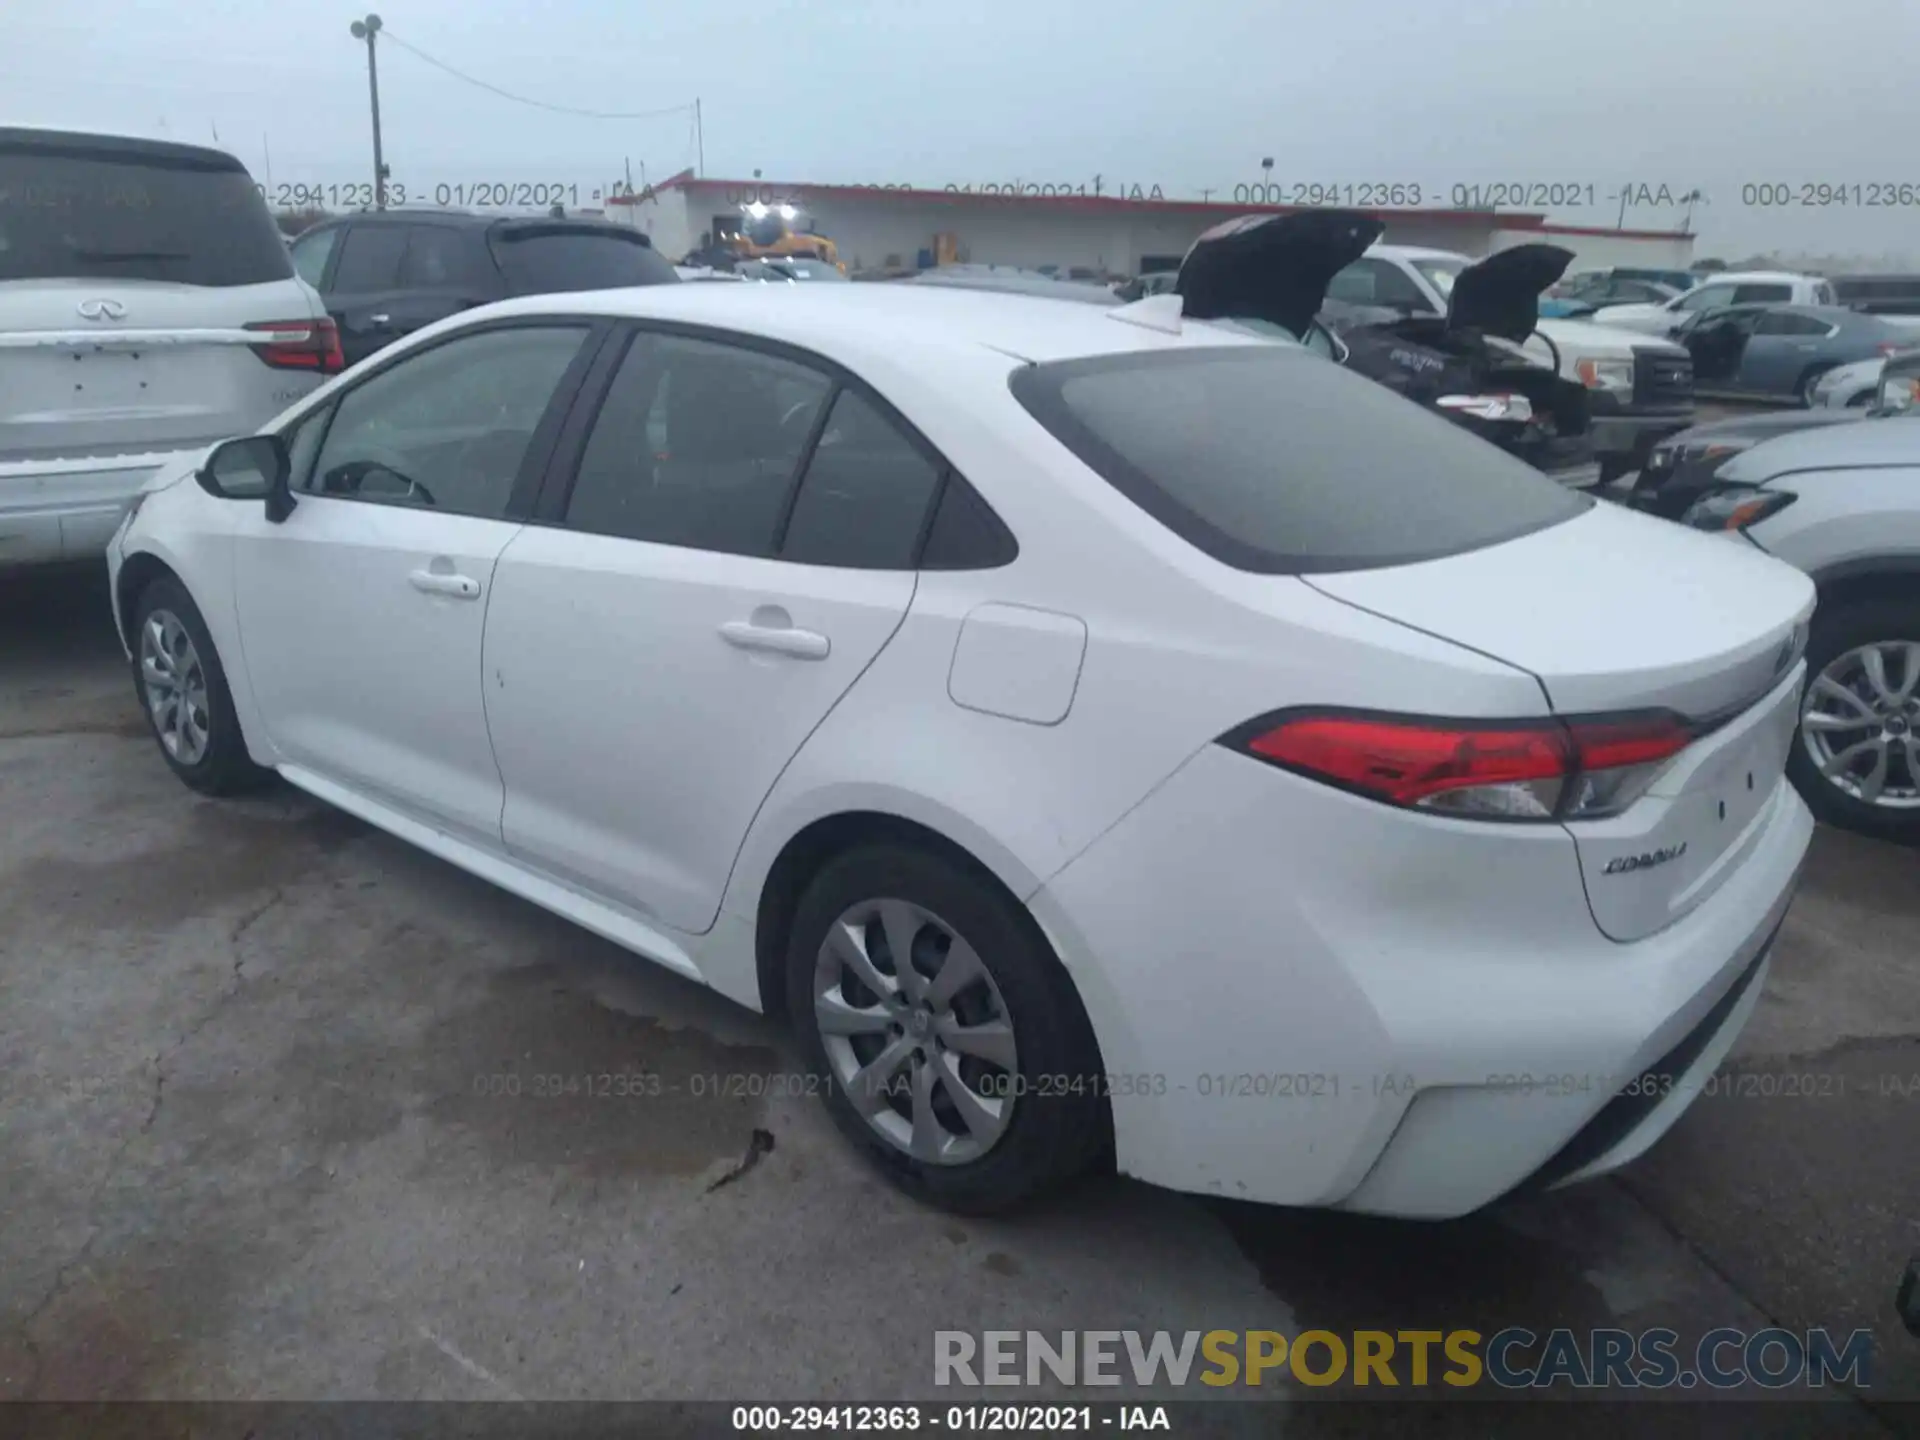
xmin=379 ymin=28 xmax=698 ymax=121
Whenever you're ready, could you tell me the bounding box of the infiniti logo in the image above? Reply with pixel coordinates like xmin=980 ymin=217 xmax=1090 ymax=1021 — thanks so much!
xmin=77 ymin=298 xmax=128 ymax=322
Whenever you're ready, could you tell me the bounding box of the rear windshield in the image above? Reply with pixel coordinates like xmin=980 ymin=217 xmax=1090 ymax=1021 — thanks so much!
xmin=1010 ymin=346 xmax=1590 ymax=575
xmin=0 ymin=140 xmax=291 ymax=286
xmin=488 ymin=227 xmax=680 ymax=294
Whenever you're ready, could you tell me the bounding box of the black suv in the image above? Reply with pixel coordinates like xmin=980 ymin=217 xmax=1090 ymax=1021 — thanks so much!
xmin=288 ymin=210 xmax=678 ymax=365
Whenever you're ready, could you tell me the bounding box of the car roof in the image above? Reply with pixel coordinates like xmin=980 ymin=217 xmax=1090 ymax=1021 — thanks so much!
xmin=466 ymin=281 xmax=1272 ymax=365
xmin=1700 ymin=271 xmax=1818 ymax=285
xmin=0 ymin=123 xmax=245 ymax=170
xmin=1365 ymin=244 xmax=1470 ymax=264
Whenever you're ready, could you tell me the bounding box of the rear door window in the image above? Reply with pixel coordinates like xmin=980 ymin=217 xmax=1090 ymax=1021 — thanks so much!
xmin=0 ymin=135 xmax=291 ymax=286
xmin=329 ymin=225 xmax=408 ymax=292
xmin=1732 ymin=283 xmax=1794 ymax=304
xmin=399 ymin=226 xmax=485 ymax=289
xmin=1010 ymin=346 xmax=1589 ymax=575
xmin=289 ymin=227 xmax=341 ymax=289
xmin=488 ymin=227 xmax=679 ymax=294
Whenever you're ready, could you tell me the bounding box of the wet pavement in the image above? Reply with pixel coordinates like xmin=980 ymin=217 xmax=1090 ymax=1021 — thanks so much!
xmin=2 ymin=562 xmax=1916 ymax=1436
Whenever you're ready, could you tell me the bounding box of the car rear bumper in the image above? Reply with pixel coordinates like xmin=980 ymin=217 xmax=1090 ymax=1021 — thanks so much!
xmin=1028 ymin=743 xmax=1813 ymax=1217
xmin=0 ymin=451 xmax=186 ymax=565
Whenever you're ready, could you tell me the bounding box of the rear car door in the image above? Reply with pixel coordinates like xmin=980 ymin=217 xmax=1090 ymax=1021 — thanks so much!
xmin=1741 ymin=310 xmax=1836 ymax=396
xmin=320 ymin=222 xmax=491 ymax=365
xmin=231 ymin=319 xmax=600 ymax=845
xmin=1 ymin=129 xmax=330 ymax=559
xmin=482 ymin=326 xmax=938 ymax=933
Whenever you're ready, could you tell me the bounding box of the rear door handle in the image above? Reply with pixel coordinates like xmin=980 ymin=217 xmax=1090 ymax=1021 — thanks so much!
xmin=369 ymin=313 xmax=393 ymax=327
xmin=408 ymin=569 xmax=481 ymax=600
xmin=718 ymin=619 xmax=830 ymax=660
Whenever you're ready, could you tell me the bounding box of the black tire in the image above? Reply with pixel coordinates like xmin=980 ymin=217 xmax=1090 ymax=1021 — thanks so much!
xmin=1786 ymin=598 xmax=1920 ymax=840
xmin=1796 ymin=365 xmax=1836 ymax=406
xmin=785 ymin=843 xmax=1108 ymax=1214
xmin=130 ymin=575 xmax=270 ymax=796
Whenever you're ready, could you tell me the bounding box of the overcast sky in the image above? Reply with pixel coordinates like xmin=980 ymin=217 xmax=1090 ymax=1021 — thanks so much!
xmin=8 ymin=0 xmax=1916 ymax=258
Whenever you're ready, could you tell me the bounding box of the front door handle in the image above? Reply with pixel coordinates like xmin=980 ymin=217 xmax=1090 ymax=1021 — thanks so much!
xmin=369 ymin=313 xmax=393 ymax=328
xmin=408 ymin=569 xmax=481 ymax=600
xmin=719 ymin=619 xmax=830 ymax=660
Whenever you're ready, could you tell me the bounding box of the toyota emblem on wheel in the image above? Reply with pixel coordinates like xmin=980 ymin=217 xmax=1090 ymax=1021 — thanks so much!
xmin=77 ymin=298 xmax=128 ymax=321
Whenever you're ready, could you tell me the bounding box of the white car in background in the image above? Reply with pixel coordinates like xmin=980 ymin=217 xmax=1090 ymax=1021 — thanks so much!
xmin=1590 ymin=272 xmax=1836 ymax=337
xmin=1 ymin=125 xmax=339 ymax=567
xmin=1328 ymin=244 xmax=1697 ymax=480
xmin=108 ymin=282 xmax=1812 ymax=1217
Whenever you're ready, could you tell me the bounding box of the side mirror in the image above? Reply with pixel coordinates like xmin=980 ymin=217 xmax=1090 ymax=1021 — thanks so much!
xmin=198 ymin=434 xmax=295 ymax=522
xmin=1876 ymin=355 xmax=1920 ymax=413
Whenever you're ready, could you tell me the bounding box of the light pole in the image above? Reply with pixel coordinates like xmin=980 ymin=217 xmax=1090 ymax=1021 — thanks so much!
xmin=349 ymin=14 xmax=388 ymax=209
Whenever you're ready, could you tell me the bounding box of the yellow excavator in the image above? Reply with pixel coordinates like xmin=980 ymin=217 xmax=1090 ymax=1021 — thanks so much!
xmin=730 ymin=202 xmax=845 ymax=271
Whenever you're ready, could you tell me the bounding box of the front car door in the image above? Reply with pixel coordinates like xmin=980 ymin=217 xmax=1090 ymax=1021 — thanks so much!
xmin=1662 ymin=283 xmax=1741 ymax=335
xmin=482 ymin=325 xmax=946 ymax=935
xmin=1678 ymin=306 xmax=1766 ymax=387
xmin=231 ymin=320 xmax=602 ymax=845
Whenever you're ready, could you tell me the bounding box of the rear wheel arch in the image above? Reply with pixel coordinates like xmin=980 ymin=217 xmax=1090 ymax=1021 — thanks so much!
xmin=751 ymin=811 xmax=1093 ymax=1054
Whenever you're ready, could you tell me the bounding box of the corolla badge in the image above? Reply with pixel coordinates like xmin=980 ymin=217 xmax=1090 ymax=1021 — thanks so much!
xmin=77 ymin=298 xmax=128 ymax=321
xmin=1604 ymin=842 xmax=1688 ymax=876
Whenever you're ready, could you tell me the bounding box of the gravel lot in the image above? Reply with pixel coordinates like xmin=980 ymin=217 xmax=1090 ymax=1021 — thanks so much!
xmin=2 ymin=561 xmax=1916 ymax=1435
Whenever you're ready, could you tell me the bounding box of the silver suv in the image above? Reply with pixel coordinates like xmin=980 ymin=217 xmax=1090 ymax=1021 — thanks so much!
xmin=1677 ymin=366 xmax=1920 ymax=840
xmin=1 ymin=126 xmax=338 ymax=566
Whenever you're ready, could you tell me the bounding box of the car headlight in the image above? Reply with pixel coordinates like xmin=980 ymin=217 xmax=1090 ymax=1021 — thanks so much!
xmin=1680 ymin=486 xmax=1797 ymax=532
xmin=1575 ymin=356 xmax=1635 ymax=395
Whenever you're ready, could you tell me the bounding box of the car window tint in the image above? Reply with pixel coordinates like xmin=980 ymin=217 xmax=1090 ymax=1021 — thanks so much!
xmin=309 ymin=325 xmax=588 ymax=517
xmin=563 ymin=332 xmax=831 ymax=554
xmin=1674 ymin=286 xmax=1733 ymax=313
xmin=283 ymin=402 xmax=333 ymax=491
xmin=1012 ymin=346 xmax=1588 ymax=575
xmin=779 ymin=390 xmax=943 ymax=569
xmin=399 ymin=226 xmax=481 ymax=288
xmin=488 ymin=227 xmax=680 ymax=293
xmin=0 ymin=139 xmax=291 ymax=286
xmin=1327 ymin=259 xmax=1428 ymax=310
xmin=919 ymin=474 xmax=1017 ymax=570
xmin=1733 ymin=283 xmax=1793 ymax=304
xmin=329 ymin=225 xmax=408 ymax=291
xmin=1755 ymin=311 xmax=1829 ymax=337
xmin=290 ymin=227 xmax=340 ymax=289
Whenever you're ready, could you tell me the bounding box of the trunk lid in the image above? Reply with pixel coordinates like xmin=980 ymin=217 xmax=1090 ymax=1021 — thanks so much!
xmin=1448 ymin=243 xmax=1575 ymax=343
xmin=1305 ymin=501 xmax=1815 ymax=940
xmin=1176 ymin=209 xmax=1384 ymax=339
xmin=1 ymin=129 xmax=322 ymax=464
xmin=0 ymin=278 xmax=321 ymax=462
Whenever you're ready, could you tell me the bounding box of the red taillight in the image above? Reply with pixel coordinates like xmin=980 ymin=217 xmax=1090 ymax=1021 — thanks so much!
xmin=247 ymin=318 xmax=344 ymax=375
xmin=1226 ymin=710 xmax=1694 ymax=822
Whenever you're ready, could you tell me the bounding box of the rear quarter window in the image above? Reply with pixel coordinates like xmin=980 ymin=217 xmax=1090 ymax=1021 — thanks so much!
xmin=1009 ymin=346 xmax=1590 ymax=575
xmin=0 ymin=136 xmax=291 ymax=286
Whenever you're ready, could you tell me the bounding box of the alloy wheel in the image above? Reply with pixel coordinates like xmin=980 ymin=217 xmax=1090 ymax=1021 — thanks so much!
xmin=813 ymin=897 xmax=1018 ymax=1166
xmin=1801 ymin=641 xmax=1920 ymax=809
xmin=140 ymin=609 xmax=211 ymax=766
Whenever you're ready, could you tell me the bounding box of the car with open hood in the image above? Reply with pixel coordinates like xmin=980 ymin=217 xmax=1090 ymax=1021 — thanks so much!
xmin=1314 ymin=239 xmax=1696 ymax=482
xmin=1177 ymin=211 xmax=1597 ymax=484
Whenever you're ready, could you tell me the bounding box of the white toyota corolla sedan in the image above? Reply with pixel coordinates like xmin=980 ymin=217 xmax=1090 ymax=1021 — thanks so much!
xmin=106 ymin=282 xmax=1815 ymax=1217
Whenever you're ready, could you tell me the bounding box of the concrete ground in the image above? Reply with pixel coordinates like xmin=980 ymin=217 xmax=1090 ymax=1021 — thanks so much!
xmin=1 ymin=561 xmax=1916 ymax=1437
